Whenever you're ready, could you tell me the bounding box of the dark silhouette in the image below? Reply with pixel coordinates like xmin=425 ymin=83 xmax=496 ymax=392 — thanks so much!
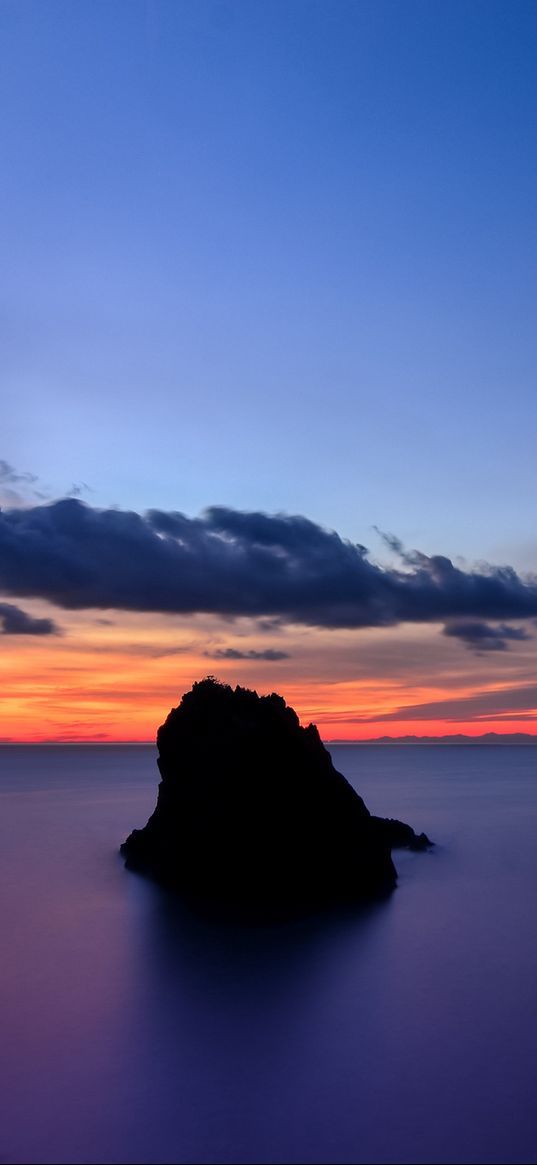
xmin=352 ymin=732 xmax=537 ymax=745
xmin=121 ymin=678 xmax=431 ymax=916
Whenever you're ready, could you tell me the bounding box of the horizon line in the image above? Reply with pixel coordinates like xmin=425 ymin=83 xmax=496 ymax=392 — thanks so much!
xmin=3 ymin=730 xmax=537 ymax=746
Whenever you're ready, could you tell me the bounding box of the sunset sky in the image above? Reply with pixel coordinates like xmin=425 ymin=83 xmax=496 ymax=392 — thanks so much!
xmin=2 ymin=0 xmax=537 ymax=740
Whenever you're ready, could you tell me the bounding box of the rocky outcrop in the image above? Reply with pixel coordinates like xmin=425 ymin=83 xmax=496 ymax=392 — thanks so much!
xmin=121 ymin=678 xmax=431 ymax=915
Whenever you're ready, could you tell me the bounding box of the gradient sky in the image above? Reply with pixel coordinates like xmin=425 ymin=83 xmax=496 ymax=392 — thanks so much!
xmin=2 ymin=0 xmax=537 ymax=740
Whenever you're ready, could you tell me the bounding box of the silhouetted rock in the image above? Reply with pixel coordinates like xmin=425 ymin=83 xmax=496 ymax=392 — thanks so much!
xmin=371 ymin=817 xmax=433 ymax=852
xmin=121 ymin=678 xmax=432 ymax=915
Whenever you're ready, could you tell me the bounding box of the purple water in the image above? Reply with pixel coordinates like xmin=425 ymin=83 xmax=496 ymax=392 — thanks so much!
xmin=1 ymin=743 xmax=537 ymax=1164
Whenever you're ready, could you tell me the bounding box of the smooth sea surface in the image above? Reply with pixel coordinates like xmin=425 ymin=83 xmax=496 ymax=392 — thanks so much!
xmin=1 ymin=743 xmax=537 ymax=1164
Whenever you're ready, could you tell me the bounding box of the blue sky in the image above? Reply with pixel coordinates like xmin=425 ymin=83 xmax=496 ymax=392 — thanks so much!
xmin=3 ymin=1 xmax=537 ymax=743
xmin=2 ymin=0 xmax=537 ymax=569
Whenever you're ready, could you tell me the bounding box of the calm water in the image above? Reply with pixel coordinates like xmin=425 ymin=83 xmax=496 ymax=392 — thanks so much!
xmin=1 ymin=743 xmax=537 ymax=1165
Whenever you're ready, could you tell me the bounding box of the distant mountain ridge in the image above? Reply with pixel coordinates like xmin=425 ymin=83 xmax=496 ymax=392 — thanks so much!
xmin=330 ymin=732 xmax=537 ymax=746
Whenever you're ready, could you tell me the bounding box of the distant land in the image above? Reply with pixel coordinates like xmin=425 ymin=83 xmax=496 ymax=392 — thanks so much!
xmin=2 ymin=732 xmax=537 ymax=747
xmin=329 ymin=733 xmax=537 ymax=746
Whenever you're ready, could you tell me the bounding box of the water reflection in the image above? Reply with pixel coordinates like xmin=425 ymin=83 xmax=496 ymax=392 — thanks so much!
xmin=123 ymin=880 xmax=395 ymax=1165
xmin=144 ymin=882 xmax=390 ymax=998
xmin=3 ymin=746 xmax=537 ymax=1164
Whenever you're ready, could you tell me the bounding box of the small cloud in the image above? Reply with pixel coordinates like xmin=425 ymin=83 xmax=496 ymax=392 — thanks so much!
xmin=0 ymin=459 xmax=47 ymax=507
xmin=0 ymin=459 xmax=94 ymax=508
xmin=372 ymin=525 xmax=405 ymax=558
xmin=67 ymin=482 xmax=93 ymax=498
xmin=256 ymin=617 xmax=285 ymax=634
xmin=0 ymin=602 xmax=61 ymax=635
xmin=0 ymin=459 xmax=38 ymax=487
xmin=205 ymin=647 xmax=290 ymax=661
xmin=443 ymin=620 xmax=532 ymax=653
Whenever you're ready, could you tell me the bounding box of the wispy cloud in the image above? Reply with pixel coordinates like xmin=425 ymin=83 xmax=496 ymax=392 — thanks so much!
xmin=0 ymin=459 xmax=93 ymax=508
xmin=205 ymin=647 xmax=290 ymax=661
xmin=355 ymin=682 xmax=537 ymax=723
xmin=67 ymin=482 xmax=93 ymax=499
xmin=0 ymin=460 xmax=47 ymax=507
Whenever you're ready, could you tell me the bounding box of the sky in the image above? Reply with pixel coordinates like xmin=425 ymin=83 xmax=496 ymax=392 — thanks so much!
xmin=2 ymin=0 xmax=537 ymax=740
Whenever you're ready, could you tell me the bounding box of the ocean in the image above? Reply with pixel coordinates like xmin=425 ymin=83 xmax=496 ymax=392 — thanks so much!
xmin=1 ymin=743 xmax=537 ymax=1164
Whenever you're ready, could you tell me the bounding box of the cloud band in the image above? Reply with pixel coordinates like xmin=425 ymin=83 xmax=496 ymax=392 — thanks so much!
xmin=0 ymin=500 xmax=535 ymax=646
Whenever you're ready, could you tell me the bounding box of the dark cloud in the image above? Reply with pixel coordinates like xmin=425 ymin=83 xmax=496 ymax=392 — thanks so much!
xmin=205 ymin=648 xmax=290 ymax=661
xmin=0 ymin=602 xmax=60 ymax=636
xmin=2 ymin=500 xmax=537 ymax=643
xmin=442 ymin=620 xmax=532 ymax=652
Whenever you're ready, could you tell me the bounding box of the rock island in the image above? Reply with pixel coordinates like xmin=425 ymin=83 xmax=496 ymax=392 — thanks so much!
xmin=121 ymin=678 xmax=431 ymax=914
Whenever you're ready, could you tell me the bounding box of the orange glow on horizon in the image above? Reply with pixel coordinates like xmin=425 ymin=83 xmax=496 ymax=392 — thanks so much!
xmin=2 ymin=607 xmax=537 ymax=742
xmin=7 ymin=720 xmax=537 ymax=744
